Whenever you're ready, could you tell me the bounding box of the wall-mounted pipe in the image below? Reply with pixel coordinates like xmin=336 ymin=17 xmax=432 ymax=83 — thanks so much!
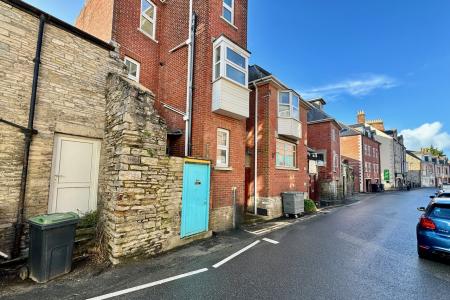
xmin=12 ymin=14 xmax=46 ymax=258
xmin=184 ymin=0 xmax=197 ymax=157
xmin=253 ymin=83 xmax=258 ymax=215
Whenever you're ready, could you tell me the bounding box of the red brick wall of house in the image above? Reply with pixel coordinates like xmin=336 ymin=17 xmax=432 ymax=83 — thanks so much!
xmin=75 ymin=0 xmax=114 ymax=42
xmin=362 ymin=135 xmax=381 ymax=189
xmin=246 ymin=82 xmax=308 ymax=204
xmin=307 ymin=121 xmax=341 ymax=182
xmin=76 ymin=0 xmax=249 ymax=220
xmin=340 ymin=135 xmax=361 ymax=192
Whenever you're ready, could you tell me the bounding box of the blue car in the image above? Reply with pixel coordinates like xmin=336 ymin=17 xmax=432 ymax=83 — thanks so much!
xmin=416 ymin=197 xmax=450 ymax=258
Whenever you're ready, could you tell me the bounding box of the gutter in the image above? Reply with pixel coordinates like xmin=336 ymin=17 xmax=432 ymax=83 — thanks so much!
xmin=11 ymin=14 xmax=46 ymax=259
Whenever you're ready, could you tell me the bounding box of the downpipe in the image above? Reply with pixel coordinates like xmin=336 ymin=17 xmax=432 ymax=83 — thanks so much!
xmin=11 ymin=14 xmax=46 ymax=259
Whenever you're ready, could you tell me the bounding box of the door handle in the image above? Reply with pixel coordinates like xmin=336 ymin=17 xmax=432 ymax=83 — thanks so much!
xmin=195 ymin=179 xmax=201 ymax=185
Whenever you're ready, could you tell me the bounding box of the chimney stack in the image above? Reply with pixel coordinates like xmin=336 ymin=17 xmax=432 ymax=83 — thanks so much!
xmin=357 ymin=110 xmax=366 ymax=124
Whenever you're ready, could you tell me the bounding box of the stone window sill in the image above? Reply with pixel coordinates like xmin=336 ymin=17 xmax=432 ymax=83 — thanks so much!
xmin=214 ymin=166 xmax=233 ymax=171
xmin=275 ymin=166 xmax=299 ymax=171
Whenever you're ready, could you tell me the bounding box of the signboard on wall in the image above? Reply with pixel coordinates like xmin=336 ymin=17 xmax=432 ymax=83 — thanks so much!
xmin=384 ymin=169 xmax=390 ymax=181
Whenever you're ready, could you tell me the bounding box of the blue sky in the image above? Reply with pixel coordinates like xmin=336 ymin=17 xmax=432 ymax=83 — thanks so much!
xmin=25 ymin=0 xmax=450 ymax=154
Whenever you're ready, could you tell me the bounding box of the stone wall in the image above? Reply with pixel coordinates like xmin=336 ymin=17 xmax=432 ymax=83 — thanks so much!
xmin=0 ymin=1 xmax=123 ymax=255
xmin=103 ymin=74 xmax=210 ymax=264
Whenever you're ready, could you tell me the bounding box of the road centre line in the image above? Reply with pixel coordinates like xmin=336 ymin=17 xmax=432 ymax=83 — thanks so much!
xmin=86 ymin=268 xmax=209 ymax=300
xmin=212 ymin=240 xmax=261 ymax=268
xmin=262 ymin=238 xmax=279 ymax=244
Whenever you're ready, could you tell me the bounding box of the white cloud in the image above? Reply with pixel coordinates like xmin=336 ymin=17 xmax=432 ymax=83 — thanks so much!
xmin=400 ymin=122 xmax=450 ymax=153
xmin=301 ymin=74 xmax=397 ymax=100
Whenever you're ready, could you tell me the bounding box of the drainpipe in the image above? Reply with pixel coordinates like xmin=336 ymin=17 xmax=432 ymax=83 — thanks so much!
xmin=253 ymin=83 xmax=258 ymax=215
xmin=12 ymin=14 xmax=46 ymax=258
xmin=184 ymin=0 xmax=196 ymax=157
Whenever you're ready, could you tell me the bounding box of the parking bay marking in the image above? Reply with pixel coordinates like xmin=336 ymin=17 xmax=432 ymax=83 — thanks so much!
xmin=212 ymin=240 xmax=261 ymax=268
xmin=86 ymin=268 xmax=209 ymax=300
xmin=262 ymin=238 xmax=279 ymax=244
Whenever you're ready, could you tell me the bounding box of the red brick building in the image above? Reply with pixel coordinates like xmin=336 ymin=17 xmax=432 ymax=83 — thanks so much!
xmin=307 ymin=98 xmax=343 ymax=201
xmin=245 ymin=65 xmax=310 ymax=218
xmin=340 ymin=124 xmax=381 ymax=193
xmin=76 ymin=0 xmax=251 ymax=230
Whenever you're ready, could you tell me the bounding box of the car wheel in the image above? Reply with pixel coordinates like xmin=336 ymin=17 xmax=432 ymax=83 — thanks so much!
xmin=417 ymin=246 xmax=429 ymax=259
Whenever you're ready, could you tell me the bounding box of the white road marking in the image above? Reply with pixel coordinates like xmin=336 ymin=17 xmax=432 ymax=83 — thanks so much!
xmin=212 ymin=240 xmax=260 ymax=268
xmin=86 ymin=268 xmax=209 ymax=300
xmin=262 ymin=238 xmax=279 ymax=244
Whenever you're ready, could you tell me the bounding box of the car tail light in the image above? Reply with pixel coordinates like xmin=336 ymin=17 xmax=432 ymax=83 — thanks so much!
xmin=419 ymin=216 xmax=436 ymax=230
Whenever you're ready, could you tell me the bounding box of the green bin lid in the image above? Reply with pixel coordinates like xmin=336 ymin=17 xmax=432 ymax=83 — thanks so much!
xmin=29 ymin=212 xmax=79 ymax=225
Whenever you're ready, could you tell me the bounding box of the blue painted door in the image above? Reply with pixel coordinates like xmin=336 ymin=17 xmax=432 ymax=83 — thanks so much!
xmin=181 ymin=162 xmax=210 ymax=238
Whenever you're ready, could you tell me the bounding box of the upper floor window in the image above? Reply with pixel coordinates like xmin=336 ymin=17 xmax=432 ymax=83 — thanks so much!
xmin=278 ymin=91 xmax=300 ymax=121
xmin=217 ymin=128 xmax=230 ymax=167
xmin=213 ymin=37 xmax=249 ymax=87
xmin=124 ymin=57 xmax=140 ymax=82
xmin=140 ymin=0 xmax=157 ymax=39
xmin=331 ymin=128 xmax=336 ymax=142
xmin=222 ymin=0 xmax=234 ymax=24
xmin=276 ymin=139 xmax=297 ymax=168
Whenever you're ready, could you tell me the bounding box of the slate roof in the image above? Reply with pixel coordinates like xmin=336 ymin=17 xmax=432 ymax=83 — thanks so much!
xmin=339 ymin=122 xmax=361 ymax=137
xmin=307 ymin=103 xmax=333 ymax=123
xmin=249 ymin=65 xmax=272 ymax=82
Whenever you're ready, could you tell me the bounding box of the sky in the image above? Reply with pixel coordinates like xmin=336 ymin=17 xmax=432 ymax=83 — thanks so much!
xmin=24 ymin=0 xmax=450 ymax=154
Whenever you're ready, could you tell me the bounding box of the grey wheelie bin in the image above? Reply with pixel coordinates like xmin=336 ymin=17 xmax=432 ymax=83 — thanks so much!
xmin=28 ymin=212 xmax=79 ymax=283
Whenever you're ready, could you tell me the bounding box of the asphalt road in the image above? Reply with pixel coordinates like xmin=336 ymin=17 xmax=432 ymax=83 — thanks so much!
xmin=3 ymin=188 xmax=450 ymax=300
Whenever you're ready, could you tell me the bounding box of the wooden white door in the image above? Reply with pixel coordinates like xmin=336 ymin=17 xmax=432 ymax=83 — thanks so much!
xmin=48 ymin=134 xmax=101 ymax=214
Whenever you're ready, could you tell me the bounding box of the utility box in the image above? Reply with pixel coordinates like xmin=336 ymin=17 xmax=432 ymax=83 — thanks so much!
xmin=282 ymin=192 xmax=305 ymax=216
xmin=28 ymin=212 xmax=79 ymax=283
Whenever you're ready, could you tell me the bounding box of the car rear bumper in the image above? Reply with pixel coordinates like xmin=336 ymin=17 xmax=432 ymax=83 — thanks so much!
xmin=417 ymin=229 xmax=450 ymax=254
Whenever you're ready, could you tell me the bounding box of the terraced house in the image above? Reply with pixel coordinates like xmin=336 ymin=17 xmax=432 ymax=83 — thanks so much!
xmin=245 ymin=65 xmax=309 ymax=218
xmin=77 ymin=0 xmax=251 ymax=231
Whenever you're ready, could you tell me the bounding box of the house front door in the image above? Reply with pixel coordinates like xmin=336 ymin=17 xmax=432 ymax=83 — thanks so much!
xmin=48 ymin=134 xmax=101 ymax=214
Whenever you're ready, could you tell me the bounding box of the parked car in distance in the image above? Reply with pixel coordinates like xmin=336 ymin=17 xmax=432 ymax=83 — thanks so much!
xmin=430 ymin=192 xmax=450 ymax=199
xmin=417 ymin=198 xmax=450 ymax=259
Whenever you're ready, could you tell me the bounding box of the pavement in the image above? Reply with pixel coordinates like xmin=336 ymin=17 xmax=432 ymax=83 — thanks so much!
xmin=2 ymin=188 xmax=450 ymax=299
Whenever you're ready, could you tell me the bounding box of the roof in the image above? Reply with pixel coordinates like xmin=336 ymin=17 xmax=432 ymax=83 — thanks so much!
xmin=433 ymin=198 xmax=450 ymax=205
xmin=308 ymin=98 xmax=327 ymax=105
xmin=249 ymin=65 xmax=272 ymax=82
xmin=6 ymin=0 xmax=114 ymax=51
xmin=306 ymin=101 xmax=342 ymax=129
xmin=406 ymin=150 xmax=422 ymax=161
xmin=339 ymin=123 xmax=361 ymax=137
xmin=248 ymin=64 xmax=311 ymax=110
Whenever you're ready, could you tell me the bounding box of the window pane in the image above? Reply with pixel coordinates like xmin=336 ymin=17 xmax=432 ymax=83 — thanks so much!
xmin=215 ymin=63 xmax=220 ymax=80
xmin=223 ymin=7 xmax=232 ymax=22
xmin=226 ymin=64 xmax=245 ymax=84
xmin=142 ymin=0 xmax=155 ymax=19
xmin=141 ymin=17 xmax=154 ymax=36
xmin=125 ymin=60 xmax=137 ymax=78
xmin=227 ymin=48 xmax=245 ymax=68
xmin=217 ymin=149 xmax=227 ymax=165
xmin=279 ymin=92 xmax=290 ymax=104
xmin=292 ymin=106 xmax=299 ymax=120
xmin=217 ymin=131 xmax=227 ymax=146
xmin=215 ymin=46 xmax=221 ymax=63
xmin=292 ymin=95 xmax=299 ymax=108
xmin=224 ymin=0 xmax=233 ymax=7
xmin=279 ymin=104 xmax=290 ymax=117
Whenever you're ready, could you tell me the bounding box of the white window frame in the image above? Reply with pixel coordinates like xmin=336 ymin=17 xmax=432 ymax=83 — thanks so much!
xmin=140 ymin=0 xmax=157 ymax=40
xmin=316 ymin=150 xmax=327 ymax=167
xmin=276 ymin=139 xmax=297 ymax=168
xmin=213 ymin=36 xmax=249 ymax=88
xmin=124 ymin=56 xmax=141 ymax=82
xmin=331 ymin=128 xmax=336 ymax=142
xmin=216 ymin=128 xmax=230 ymax=168
xmin=278 ymin=91 xmax=300 ymax=121
xmin=222 ymin=0 xmax=234 ymax=25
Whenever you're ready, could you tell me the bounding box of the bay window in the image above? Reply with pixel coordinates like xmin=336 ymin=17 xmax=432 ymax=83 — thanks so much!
xmin=278 ymin=91 xmax=300 ymax=121
xmin=276 ymin=139 xmax=297 ymax=168
xmin=213 ymin=38 xmax=249 ymax=87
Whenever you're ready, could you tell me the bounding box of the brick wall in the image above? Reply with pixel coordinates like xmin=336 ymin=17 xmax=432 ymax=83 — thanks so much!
xmin=362 ymin=135 xmax=381 ymax=191
xmin=0 ymin=1 xmax=123 ymax=255
xmin=340 ymin=135 xmax=362 ymax=193
xmin=75 ymin=0 xmax=113 ymax=42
